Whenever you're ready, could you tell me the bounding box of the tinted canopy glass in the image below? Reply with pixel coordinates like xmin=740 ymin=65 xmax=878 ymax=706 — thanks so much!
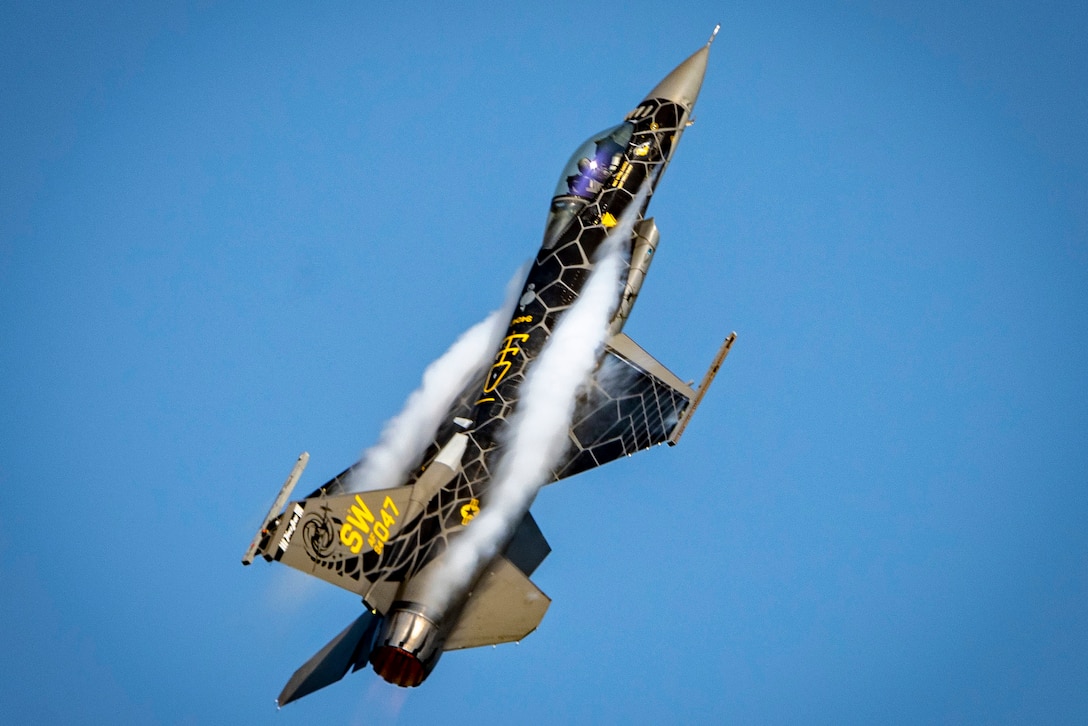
xmin=553 ymin=122 xmax=634 ymax=199
xmin=541 ymin=123 xmax=634 ymax=248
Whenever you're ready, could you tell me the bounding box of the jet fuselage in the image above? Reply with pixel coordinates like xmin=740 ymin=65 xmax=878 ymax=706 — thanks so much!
xmin=366 ymin=46 xmax=713 ymax=687
xmin=245 ymin=36 xmax=732 ymax=705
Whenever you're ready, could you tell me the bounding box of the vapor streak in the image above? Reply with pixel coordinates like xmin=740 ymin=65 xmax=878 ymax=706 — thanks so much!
xmin=429 ymin=186 xmax=650 ymax=610
xmin=347 ymin=267 xmax=526 ymax=492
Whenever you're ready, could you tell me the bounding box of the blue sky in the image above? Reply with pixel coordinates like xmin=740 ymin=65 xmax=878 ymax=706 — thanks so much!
xmin=2 ymin=2 xmax=1086 ymax=723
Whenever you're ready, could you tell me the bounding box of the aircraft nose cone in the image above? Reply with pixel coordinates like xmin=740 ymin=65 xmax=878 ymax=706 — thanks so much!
xmin=641 ymin=45 xmax=710 ymax=110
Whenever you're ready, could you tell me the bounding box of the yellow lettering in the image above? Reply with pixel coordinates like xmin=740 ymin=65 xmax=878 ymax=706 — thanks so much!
xmin=344 ymin=493 xmax=399 ymax=555
xmin=340 ymin=523 xmax=364 ymax=554
xmin=483 ymin=334 xmax=530 ymax=394
xmin=347 ymin=494 xmax=374 ymax=533
xmin=368 ymin=532 xmax=384 ymax=555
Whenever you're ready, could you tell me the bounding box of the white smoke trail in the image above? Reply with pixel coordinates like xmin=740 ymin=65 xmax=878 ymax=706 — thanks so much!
xmin=347 ymin=266 xmax=527 ymax=492
xmin=428 ymin=186 xmax=651 ymax=610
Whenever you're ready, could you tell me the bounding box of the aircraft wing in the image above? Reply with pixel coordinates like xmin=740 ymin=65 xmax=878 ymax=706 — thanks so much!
xmin=300 ymin=366 xmax=489 ymax=500
xmin=551 ymin=331 xmax=735 ymax=481
xmin=295 ymin=328 xmax=732 ymax=496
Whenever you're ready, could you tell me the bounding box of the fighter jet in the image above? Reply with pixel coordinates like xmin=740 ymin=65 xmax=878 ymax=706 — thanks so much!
xmin=243 ymin=29 xmax=735 ymax=706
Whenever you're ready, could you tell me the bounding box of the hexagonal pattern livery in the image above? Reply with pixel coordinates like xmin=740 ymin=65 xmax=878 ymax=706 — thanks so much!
xmin=247 ymin=37 xmax=735 ymax=704
xmin=265 ymin=96 xmax=703 ymax=595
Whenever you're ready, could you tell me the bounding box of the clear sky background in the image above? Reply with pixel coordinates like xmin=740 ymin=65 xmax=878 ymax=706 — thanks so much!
xmin=3 ymin=2 xmax=1086 ymax=724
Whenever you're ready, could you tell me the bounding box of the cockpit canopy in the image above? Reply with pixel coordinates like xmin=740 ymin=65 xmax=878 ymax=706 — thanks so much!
xmin=554 ymin=122 xmax=634 ymax=199
xmin=542 ymin=122 xmax=634 ymax=248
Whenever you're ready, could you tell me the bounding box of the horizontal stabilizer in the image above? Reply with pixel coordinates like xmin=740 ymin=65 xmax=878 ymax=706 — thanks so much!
xmin=444 ymin=557 xmax=551 ymax=651
xmin=277 ymin=610 xmax=381 ymax=707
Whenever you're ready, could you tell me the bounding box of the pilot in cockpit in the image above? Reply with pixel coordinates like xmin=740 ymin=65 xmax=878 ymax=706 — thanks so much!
xmin=567 ymin=156 xmax=610 ymax=197
xmin=566 ymin=133 xmax=626 ymax=198
xmin=542 ymin=122 xmax=635 ymax=248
